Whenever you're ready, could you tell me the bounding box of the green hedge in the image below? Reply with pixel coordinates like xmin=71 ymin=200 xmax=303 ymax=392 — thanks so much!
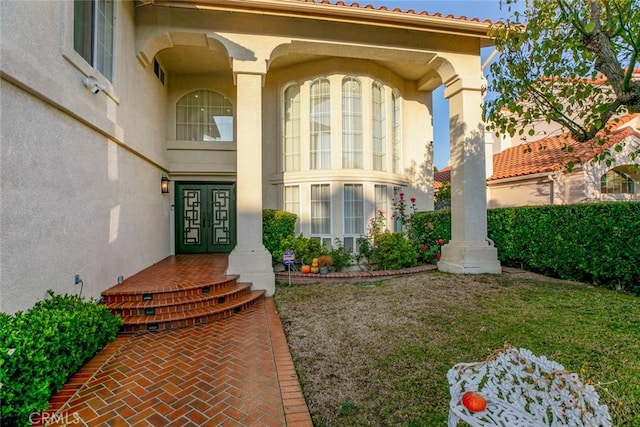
xmin=411 ymin=202 xmax=640 ymax=295
xmin=263 ymin=209 xmax=298 ymax=264
xmin=0 ymin=291 xmax=123 ymax=426
xmin=408 ymin=209 xmax=451 ymax=259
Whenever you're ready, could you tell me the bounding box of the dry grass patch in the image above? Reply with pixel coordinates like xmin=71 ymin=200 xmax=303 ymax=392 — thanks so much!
xmin=275 ymin=272 xmax=640 ymax=426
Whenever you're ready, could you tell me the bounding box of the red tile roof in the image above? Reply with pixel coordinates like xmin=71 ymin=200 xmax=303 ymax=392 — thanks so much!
xmin=488 ymin=114 xmax=639 ymax=181
xmin=434 ymin=166 xmax=451 ymax=190
xmin=296 ymin=0 xmax=496 ymax=24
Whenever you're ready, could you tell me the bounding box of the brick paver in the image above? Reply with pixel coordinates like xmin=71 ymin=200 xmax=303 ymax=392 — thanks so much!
xmin=45 ymin=298 xmax=312 ymax=426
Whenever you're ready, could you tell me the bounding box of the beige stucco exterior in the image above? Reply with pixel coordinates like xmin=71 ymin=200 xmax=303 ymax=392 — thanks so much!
xmin=487 ymin=117 xmax=640 ymax=208
xmin=1 ymin=0 xmax=500 ymax=313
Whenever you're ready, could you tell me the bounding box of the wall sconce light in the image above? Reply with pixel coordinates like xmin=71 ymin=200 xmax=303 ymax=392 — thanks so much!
xmin=161 ymin=175 xmax=170 ymax=194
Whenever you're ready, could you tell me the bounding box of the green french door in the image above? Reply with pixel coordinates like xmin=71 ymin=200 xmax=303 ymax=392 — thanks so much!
xmin=176 ymin=183 xmax=236 ymax=253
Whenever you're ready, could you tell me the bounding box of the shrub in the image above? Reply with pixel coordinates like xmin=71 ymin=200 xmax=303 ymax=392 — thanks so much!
xmin=369 ymin=231 xmax=419 ymax=271
xmin=488 ymin=202 xmax=640 ymax=294
xmin=263 ymin=209 xmax=297 ymax=263
xmin=0 ymin=291 xmax=123 ymax=426
xmin=411 ymin=203 xmax=640 ymax=295
xmin=279 ymin=234 xmax=329 ymax=267
xmin=409 ymin=209 xmax=451 ymax=263
xmin=328 ymin=240 xmax=353 ymax=272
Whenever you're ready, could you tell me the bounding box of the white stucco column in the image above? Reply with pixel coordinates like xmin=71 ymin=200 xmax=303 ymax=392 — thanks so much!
xmin=438 ymin=79 xmax=501 ymax=274
xmin=227 ymin=70 xmax=275 ymax=295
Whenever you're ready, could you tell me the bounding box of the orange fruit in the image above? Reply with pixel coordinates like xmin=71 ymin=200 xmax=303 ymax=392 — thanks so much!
xmin=461 ymin=391 xmax=487 ymax=412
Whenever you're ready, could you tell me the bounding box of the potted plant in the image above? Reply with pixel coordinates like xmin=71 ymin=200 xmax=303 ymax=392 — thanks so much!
xmin=317 ymin=255 xmax=333 ymax=275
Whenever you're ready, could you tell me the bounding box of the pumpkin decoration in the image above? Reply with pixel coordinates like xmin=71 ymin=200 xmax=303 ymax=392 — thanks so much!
xmin=310 ymin=258 xmax=320 ymax=274
xmin=461 ymin=391 xmax=487 ymax=412
xmin=301 ymin=265 xmax=311 ymax=274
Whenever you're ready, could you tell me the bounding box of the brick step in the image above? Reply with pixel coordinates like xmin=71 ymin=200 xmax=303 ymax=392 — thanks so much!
xmin=101 ymin=275 xmax=240 ymax=304
xmin=104 ymin=283 xmax=253 ymax=317
xmin=119 ymin=290 xmax=266 ymax=334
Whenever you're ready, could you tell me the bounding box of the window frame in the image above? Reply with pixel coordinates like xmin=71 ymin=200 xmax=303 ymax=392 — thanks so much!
xmin=283 ymin=185 xmax=301 ymax=234
xmin=310 ymin=183 xmax=332 ymax=241
xmin=175 ymin=90 xmax=235 ymax=142
xmin=600 ymin=169 xmax=636 ymax=194
xmin=372 ymin=81 xmax=387 ymax=171
xmin=342 ymin=77 xmax=363 ymax=169
xmin=310 ymin=78 xmax=331 ymax=169
xmin=282 ymin=83 xmax=301 ymax=171
xmin=391 ymin=89 xmax=402 ymax=173
xmin=73 ymin=0 xmax=114 ymax=82
xmin=343 ymin=183 xmax=364 ymax=254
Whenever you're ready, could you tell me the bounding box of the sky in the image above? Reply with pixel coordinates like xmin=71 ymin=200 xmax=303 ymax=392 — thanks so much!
xmin=364 ymin=1 xmax=526 ymax=169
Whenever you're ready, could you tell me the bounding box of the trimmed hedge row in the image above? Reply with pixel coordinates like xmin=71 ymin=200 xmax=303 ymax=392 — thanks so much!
xmin=411 ymin=202 xmax=640 ymax=295
xmin=0 ymin=291 xmax=123 ymax=426
xmin=262 ymin=209 xmax=298 ymax=264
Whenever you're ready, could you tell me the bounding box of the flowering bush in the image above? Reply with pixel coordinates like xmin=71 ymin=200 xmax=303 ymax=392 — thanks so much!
xmin=357 ymin=202 xmax=420 ymax=270
xmin=392 ymin=192 xmax=417 ymax=233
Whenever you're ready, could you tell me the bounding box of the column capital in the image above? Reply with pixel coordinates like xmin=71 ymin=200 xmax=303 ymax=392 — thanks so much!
xmin=443 ymin=76 xmax=485 ymax=99
xmin=232 ymin=60 xmax=267 ymax=86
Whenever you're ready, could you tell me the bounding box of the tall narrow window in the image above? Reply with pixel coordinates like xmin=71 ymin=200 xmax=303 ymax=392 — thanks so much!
xmin=176 ymin=90 xmax=234 ymax=142
xmin=372 ymin=81 xmax=386 ymax=171
xmin=343 ymin=184 xmax=364 ymax=253
xmin=284 ymin=185 xmax=300 ymax=233
xmin=393 ymin=186 xmax=403 ymax=232
xmin=283 ymin=84 xmax=301 ymax=171
xmin=310 ymin=78 xmax=331 ymax=169
xmin=74 ymin=0 xmax=114 ymax=81
xmin=374 ymin=184 xmax=388 ymax=218
xmin=342 ymin=77 xmax=363 ymax=169
xmin=391 ymin=90 xmax=402 ymax=173
xmin=310 ymin=184 xmax=331 ymax=245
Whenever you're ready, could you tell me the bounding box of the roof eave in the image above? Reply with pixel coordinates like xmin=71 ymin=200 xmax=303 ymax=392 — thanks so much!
xmin=143 ymin=0 xmax=495 ymax=46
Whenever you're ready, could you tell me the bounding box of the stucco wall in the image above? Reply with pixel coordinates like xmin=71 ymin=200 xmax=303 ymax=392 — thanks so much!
xmin=0 ymin=1 xmax=171 ymax=313
xmin=488 ymin=177 xmax=553 ymax=208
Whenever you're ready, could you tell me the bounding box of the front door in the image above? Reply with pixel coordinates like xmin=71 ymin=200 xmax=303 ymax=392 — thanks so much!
xmin=176 ymin=183 xmax=236 ymax=253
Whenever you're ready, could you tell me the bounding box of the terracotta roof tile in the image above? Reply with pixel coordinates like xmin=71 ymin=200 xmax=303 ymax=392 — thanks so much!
xmin=296 ymin=0 xmax=496 ymax=24
xmin=488 ymin=114 xmax=639 ymax=181
xmin=434 ymin=166 xmax=451 ymax=189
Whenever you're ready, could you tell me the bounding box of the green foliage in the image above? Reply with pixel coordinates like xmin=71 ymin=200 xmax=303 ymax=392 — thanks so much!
xmin=409 ymin=210 xmax=452 ymax=261
xmin=0 ymin=291 xmax=123 ymax=426
xmin=279 ymin=234 xmax=329 ymax=267
xmin=328 ymin=239 xmax=353 ymax=272
xmin=486 ymin=0 xmax=640 ymax=148
xmin=391 ymin=192 xmax=417 ymax=233
xmin=263 ymin=209 xmax=297 ymax=263
xmin=368 ymin=232 xmax=419 ymax=271
xmin=412 ymin=203 xmax=640 ymax=294
xmin=488 ymin=202 xmax=640 ymax=294
xmin=434 ymin=181 xmax=451 ymax=210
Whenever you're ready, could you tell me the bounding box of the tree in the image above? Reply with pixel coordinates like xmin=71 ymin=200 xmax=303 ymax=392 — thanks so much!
xmin=434 ymin=181 xmax=451 ymax=210
xmin=485 ymin=0 xmax=640 ymax=153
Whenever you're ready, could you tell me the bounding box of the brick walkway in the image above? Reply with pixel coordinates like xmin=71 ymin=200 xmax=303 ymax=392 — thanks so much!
xmin=43 ymin=299 xmax=312 ymax=427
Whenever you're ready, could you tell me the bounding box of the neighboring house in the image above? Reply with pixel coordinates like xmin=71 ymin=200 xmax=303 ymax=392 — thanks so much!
xmin=434 ymin=166 xmax=452 ymax=193
xmin=1 ymin=0 xmax=500 ymax=313
xmin=487 ymin=114 xmax=640 ymax=207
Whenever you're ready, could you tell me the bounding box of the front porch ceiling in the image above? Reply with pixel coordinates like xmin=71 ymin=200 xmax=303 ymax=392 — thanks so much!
xmin=155 ymin=41 xmax=443 ymax=86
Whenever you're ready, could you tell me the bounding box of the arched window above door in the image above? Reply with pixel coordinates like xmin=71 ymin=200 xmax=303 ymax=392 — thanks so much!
xmin=176 ymin=90 xmax=234 ymax=142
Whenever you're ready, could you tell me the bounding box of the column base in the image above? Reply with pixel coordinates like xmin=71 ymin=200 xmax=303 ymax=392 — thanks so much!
xmin=437 ymin=241 xmax=501 ymax=274
xmin=227 ymin=246 xmax=275 ymax=296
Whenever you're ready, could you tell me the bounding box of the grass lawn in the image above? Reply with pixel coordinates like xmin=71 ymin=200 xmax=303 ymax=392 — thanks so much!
xmin=274 ymin=271 xmax=640 ymax=426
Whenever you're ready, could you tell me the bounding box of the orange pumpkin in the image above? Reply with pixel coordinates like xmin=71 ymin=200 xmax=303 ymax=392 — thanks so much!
xmin=461 ymin=391 xmax=487 ymax=412
xmin=301 ymin=265 xmax=311 ymax=274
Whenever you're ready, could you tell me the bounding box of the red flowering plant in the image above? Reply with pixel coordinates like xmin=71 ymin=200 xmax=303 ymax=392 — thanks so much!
xmin=391 ymin=192 xmax=417 ymax=234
